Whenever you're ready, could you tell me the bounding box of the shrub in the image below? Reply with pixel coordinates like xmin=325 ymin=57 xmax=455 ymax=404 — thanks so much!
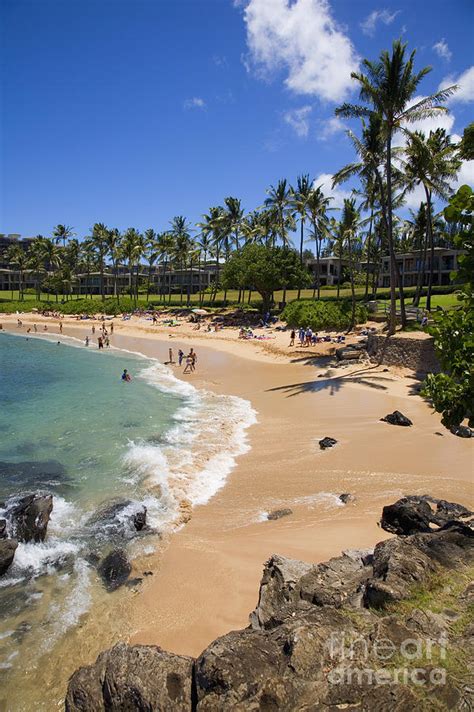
xmin=281 ymin=299 xmax=368 ymax=331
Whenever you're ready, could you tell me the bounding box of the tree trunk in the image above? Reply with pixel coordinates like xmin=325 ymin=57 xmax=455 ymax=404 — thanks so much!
xmin=347 ymin=236 xmax=356 ymax=333
xmin=315 ymin=233 xmax=321 ymax=300
xmin=425 ymin=188 xmax=434 ymax=312
xmin=364 ymin=209 xmax=374 ymax=299
xmin=386 ymin=133 xmax=397 ymax=335
xmin=297 ymin=218 xmax=304 ymax=299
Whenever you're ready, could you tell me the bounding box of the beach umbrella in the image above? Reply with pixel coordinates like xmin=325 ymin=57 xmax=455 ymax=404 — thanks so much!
xmin=192 ymin=308 xmax=208 ymax=315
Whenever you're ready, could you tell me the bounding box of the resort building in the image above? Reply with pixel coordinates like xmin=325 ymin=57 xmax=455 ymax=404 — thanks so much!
xmin=378 ymin=247 xmax=463 ymax=288
xmin=304 ymin=256 xmax=351 ymax=286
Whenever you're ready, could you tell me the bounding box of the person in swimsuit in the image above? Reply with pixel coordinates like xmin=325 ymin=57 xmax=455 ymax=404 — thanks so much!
xmin=122 ymin=369 xmax=131 ymax=382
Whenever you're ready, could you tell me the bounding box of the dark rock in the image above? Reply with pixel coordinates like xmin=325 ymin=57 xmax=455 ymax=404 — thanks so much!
xmin=143 ymin=570 xmax=153 ymax=576
xmin=124 ymin=577 xmax=143 ymax=588
xmin=0 ymin=519 xmax=7 ymax=538
xmin=339 ymin=493 xmax=353 ymax=504
xmin=381 ymin=410 xmax=413 ymax=426
xmin=267 ymin=508 xmax=292 ymax=521
xmin=0 ymin=538 xmax=18 ymax=576
xmin=381 ymin=497 xmax=433 ymax=535
xmin=11 ymin=621 xmax=32 ymax=643
xmin=132 ymin=506 xmax=147 ymax=531
xmin=450 ymin=424 xmax=472 ymax=438
xmin=319 ymin=436 xmax=337 ymax=449
xmin=65 ymin=643 xmax=194 ymax=711
xmin=97 ymin=549 xmax=132 ymax=591
xmin=8 ymin=493 xmax=53 ymax=543
xmin=336 ymin=346 xmax=361 ymax=360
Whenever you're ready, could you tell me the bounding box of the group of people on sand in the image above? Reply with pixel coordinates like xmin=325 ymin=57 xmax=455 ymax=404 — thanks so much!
xmin=167 ymin=347 xmax=198 ymax=374
xmin=289 ymin=327 xmax=346 ymax=347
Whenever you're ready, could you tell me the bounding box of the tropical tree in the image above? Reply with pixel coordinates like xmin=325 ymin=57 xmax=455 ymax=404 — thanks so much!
xmin=224 ymin=196 xmax=245 ymax=302
xmin=143 ymin=228 xmax=160 ymax=301
xmin=336 ymin=39 xmax=457 ymax=333
xmin=291 ymin=174 xmax=313 ymax=298
xmin=306 ymin=186 xmax=332 ymax=298
xmin=264 ymin=179 xmax=293 ymax=248
xmin=89 ymin=223 xmax=110 ymax=301
xmin=121 ymin=228 xmax=144 ymax=303
xmin=170 ymin=216 xmax=193 ymax=305
xmin=101 ymin=228 xmax=122 ymax=302
xmin=404 ymin=128 xmax=460 ymax=309
xmin=156 ymin=231 xmax=175 ymax=302
xmin=339 ymin=198 xmax=361 ymax=330
xmin=28 ymin=236 xmax=49 ymax=299
xmin=7 ymin=244 xmax=29 ymax=300
xmin=52 ymin=224 xmax=75 ymax=248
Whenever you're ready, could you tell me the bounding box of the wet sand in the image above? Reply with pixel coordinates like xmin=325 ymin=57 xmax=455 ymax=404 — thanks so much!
xmin=2 ymin=314 xmax=473 ymax=680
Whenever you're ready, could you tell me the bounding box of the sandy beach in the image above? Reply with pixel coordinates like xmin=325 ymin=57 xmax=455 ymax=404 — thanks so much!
xmin=2 ymin=312 xmax=473 ymax=668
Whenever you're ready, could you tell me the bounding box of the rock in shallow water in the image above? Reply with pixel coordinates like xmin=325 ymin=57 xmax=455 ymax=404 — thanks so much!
xmin=7 ymin=493 xmax=53 ymax=543
xmin=97 ymin=549 xmax=132 ymax=591
xmin=381 ymin=410 xmax=413 ymax=426
xmin=450 ymin=424 xmax=472 ymax=438
xmin=0 ymin=538 xmax=18 ymax=576
xmin=319 ymin=437 xmax=337 ymax=449
xmin=267 ymin=508 xmax=292 ymax=521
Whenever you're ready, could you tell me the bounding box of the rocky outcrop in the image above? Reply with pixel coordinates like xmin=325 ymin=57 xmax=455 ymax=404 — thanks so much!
xmin=367 ymin=333 xmax=440 ymax=372
xmin=66 ymin=497 xmax=474 ymax=711
xmin=8 ymin=493 xmax=53 ymax=543
xmin=450 ymin=424 xmax=472 ymax=438
xmin=97 ymin=549 xmax=132 ymax=591
xmin=381 ymin=410 xmax=413 ymax=426
xmin=381 ymin=496 xmax=473 ymax=534
xmin=0 ymin=538 xmax=18 ymax=576
xmin=65 ymin=643 xmax=194 ymax=711
xmin=132 ymin=507 xmax=147 ymax=531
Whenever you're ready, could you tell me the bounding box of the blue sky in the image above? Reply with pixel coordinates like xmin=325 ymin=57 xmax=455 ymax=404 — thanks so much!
xmin=1 ymin=0 xmax=473 ymax=242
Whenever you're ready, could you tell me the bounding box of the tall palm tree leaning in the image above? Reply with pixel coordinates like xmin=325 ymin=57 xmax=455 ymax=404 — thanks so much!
xmin=339 ymin=198 xmax=361 ymax=331
xmin=291 ymin=174 xmax=313 ymax=298
xmin=404 ymin=128 xmax=460 ymax=310
xmin=335 ymin=39 xmax=457 ymax=334
xmin=52 ymin=224 xmax=75 ymax=248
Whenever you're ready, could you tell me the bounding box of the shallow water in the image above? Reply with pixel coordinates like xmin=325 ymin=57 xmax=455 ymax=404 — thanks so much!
xmin=0 ymin=331 xmax=256 ymax=710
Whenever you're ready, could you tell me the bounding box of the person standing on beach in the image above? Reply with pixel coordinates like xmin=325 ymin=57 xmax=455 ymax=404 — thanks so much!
xmin=190 ymin=349 xmax=197 ymax=371
xmin=98 ymin=336 xmax=104 ymax=349
xmin=289 ymin=329 xmax=295 ymax=346
xmin=168 ymin=348 xmax=174 ymax=364
xmin=105 ymin=336 xmax=110 ymax=348
xmin=178 ymin=349 xmax=184 ymax=366
xmin=183 ymin=352 xmax=193 ymax=374
xmin=33 ymin=324 xmax=37 ymax=332
xmin=59 ymin=322 xmax=63 ymax=334
xmin=85 ymin=335 xmax=89 ymax=347
xmin=92 ymin=324 xmax=95 ymax=334
xmin=110 ymin=322 xmax=114 ymax=334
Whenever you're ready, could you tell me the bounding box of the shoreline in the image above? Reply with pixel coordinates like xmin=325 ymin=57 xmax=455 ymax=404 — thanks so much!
xmin=1 ymin=313 xmax=473 ymax=672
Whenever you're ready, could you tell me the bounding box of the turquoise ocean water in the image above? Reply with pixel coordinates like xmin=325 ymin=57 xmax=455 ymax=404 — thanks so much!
xmin=0 ymin=331 xmax=256 ymax=705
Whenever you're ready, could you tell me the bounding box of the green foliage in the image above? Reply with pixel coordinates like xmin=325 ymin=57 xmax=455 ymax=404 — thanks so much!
xmin=459 ymin=122 xmax=474 ymax=161
xmin=222 ymin=244 xmax=311 ymax=312
xmin=281 ymin=299 xmax=368 ymax=332
xmin=421 ymin=185 xmax=474 ymax=428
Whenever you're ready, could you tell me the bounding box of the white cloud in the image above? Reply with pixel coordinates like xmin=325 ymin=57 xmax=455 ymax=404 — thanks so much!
xmin=439 ymin=66 xmax=474 ymax=104
xmin=360 ymin=9 xmax=399 ymax=37
xmin=313 ymin=172 xmax=351 ymax=209
xmin=454 ymin=159 xmax=474 ymax=189
xmin=183 ymin=97 xmax=206 ymax=110
xmin=283 ymin=105 xmax=312 ymax=137
xmin=403 ymin=183 xmax=427 ymax=210
xmin=317 ymin=116 xmax=346 ymax=141
xmin=432 ymin=39 xmax=452 ymax=62
xmin=212 ymin=55 xmax=228 ymax=68
xmin=241 ymin=0 xmax=359 ymax=102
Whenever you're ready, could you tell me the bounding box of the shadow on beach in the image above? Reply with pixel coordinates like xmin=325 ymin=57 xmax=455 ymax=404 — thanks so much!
xmin=267 ymin=365 xmax=396 ymax=397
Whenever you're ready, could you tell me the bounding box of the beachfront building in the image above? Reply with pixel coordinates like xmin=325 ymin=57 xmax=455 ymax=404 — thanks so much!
xmin=304 ymin=256 xmax=351 ymax=286
xmin=378 ymin=247 xmax=463 ymax=288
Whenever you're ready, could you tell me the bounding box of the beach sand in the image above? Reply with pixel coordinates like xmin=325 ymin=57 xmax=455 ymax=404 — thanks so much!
xmin=3 ymin=313 xmax=472 ymax=667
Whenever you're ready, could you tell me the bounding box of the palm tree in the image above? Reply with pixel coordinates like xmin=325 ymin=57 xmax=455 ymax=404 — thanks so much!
xmin=198 ymin=208 xmax=225 ymax=303
xmin=306 ymin=186 xmax=332 ymax=299
xmin=7 ymin=244 xmax=29 ymax=300
xmin=156 ymin=231 xmax=175 ymax=302
xmin=89 ymin=223 xmax=109 ymax=301
xmin=102 ymin=228 xmax=122 ymax=302
xmin=265 ymin=179 xmax=292 ymax=248
xmin=170 ymin=216 xmax=193 ymax=305
xmin=404 ymin=128 xmax=460 ymax=310
xmin=224 ymin=197 xmax=244 ymax=302
xmin=28 ymin=236 xmax=49 ymax=300
xmin=195 ymin=226 xmax=213 ymax=305
xmin=339 ymin=198 xmax=361 ymax=331
xmin=291 ymin=174 xmax=313 ymax=298
xmin=121 ymin=228 xmax=144 ymax=304
xmin=52 ymin=224 xmax=75 ymax=248
xmin=335 ymin=39 xmax=457 ymax=334
xmin=41 ymin=238 xmax=63 ymax=301
xmin=144 ymin=228 xmax=159 ymax=301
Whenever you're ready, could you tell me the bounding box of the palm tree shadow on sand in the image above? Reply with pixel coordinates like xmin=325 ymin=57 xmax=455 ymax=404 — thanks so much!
xmin=267 ymin=365 xmax=395 ymax=397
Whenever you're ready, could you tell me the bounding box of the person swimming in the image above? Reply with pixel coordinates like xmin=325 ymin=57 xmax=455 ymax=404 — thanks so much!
xmin=121 ymin=369 xmax=131 ymax=382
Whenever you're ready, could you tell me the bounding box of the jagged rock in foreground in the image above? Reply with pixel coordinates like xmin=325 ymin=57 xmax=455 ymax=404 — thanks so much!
xmin=381 ymin=410 xmax=413 ymax=426
xmin=66 ymin=497 xmax=474 ymax=711
xmin=97 ymin=549 xmax=132 ymax=591
xmin=66 ymin=643 xmax=194 ymax=711
xmin=381 ymin=495 xmax=473 ymax=535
